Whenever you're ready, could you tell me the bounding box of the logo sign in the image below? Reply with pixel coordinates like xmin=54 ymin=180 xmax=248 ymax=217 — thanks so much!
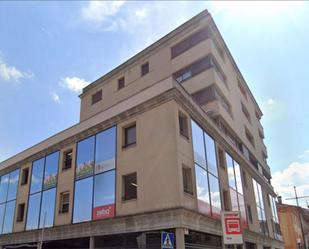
xmin=221 ymin=211 xmax=243 ymax=244
xmin=161 ymin=232 xmax=174 ymax=249
xmin=93 ymin=204 xmax=115 ymax=220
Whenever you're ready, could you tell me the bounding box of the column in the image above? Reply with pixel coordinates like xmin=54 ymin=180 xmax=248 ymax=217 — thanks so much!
xmin=89 ymin=236 xmax=95 ymax=249
xmin=175 ymin=227 xmax=185 ymax=249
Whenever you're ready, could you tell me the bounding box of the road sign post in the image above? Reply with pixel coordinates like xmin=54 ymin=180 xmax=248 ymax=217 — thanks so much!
xmin=221 ymin=211 xmax=243 ymax=245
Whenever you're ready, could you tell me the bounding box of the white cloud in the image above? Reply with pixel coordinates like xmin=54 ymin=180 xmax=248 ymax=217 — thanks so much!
xmin=260 ymin=97 xmax=286 ymax=122
xmin=0 ymin=58 xmax=33 ymax=82
xmin=81 ymin=1 xmax=125 ymax=30
xmin=50 ymin=92 xmax=61 ymax=104
xmin=60 ymin=76 xmax=90 ymax=93
xmin=272 ymin=161 xmax=309 ymax=208
xmin=298 ymin=149 xmax=309 ymax=159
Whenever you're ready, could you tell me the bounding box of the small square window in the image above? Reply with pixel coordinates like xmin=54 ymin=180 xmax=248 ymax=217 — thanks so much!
xmin=62 ymin=150 xmax=73 ymax=170
xmin=141 ymin=62 xmax=149 ymax=76
xmin=21 ymin=168 xmax=29 ymax=185
xmin=123 ymin=124 xmax=136 ymax=148
xmin=123 ymin=173 xmax=137 ymax=201
xmin=91 ymin=90 xmax=102 ymax=105
xmin=179 ymin=112 xmax=189 ymax=138
xmin=16 ymin=203 xmax=25 ymax=222
xmin=182 ymin=167 xmax=193 ymax=195
xmin=59 ymin=192 xmax=70 ymax=214
xmin=118 ymin=77 xmax=125 ymax=90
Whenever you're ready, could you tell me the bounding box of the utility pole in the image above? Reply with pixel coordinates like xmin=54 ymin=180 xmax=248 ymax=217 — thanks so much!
xmin=286 ymin=186 xmax=309 ymax=249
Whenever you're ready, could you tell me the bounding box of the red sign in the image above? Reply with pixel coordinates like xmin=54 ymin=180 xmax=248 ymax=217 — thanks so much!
xmin=93 ymin=204 xmax=115 ymax=220
xmin=221 ymin=211 xmax=243 ymax=244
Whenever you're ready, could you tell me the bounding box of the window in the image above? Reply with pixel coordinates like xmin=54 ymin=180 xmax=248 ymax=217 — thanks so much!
xmin=91 ymin=90 xmax=102 ymax=105
xmin=21 ymin=168 xmax=29 ymax=185
xmin=241 ymin=102 xmax=251 ymax=123
xmin=223 ymin=190 xmax=230 ymax=211
xmin=59 ymin=192 xmax=70 ymax=214
xmin=270 ymin=195 xmax=281 ymax=239
xmin=171 ymin=27 xmax=211 ymax=58
xmin=16 ymin=203 xmax=25 ymax=222
xmin=118 ymin=77 xmax=125 ymax=90
xmin=191 ymin=120 xmax=221 ymax=219
xmin=253 ymin=179 xmax=268 ymax=235
xmin=26 ymin=152 xmax=59 ymax=231
xmin=182 ymin=167 xmax=193 ymax=195
xmin=73 ymin=177 xmax=93 ymax=223
xmin=123 ymin=124 xmax=136 ymax=148
xmin=141 ymin=62 xmax=149 ymax=76
xmin=245 ymin=128 xmax=255 ymax=147
xmin=0 ymin=170 xmax=20 ymax=234
xmin=179 ymin=112 xmax=189 ymax=138
xmin=247 ymin=205 xmax=253 ymax=223
xmin=123 ymin=173 xmax=137 ymax=201
xmin=238 ymin=79 xmax=247 ymax=99
xmin=76 ymin=136 xmax=95 ymax=180
xmin=63 ymin=150 xmax=73 ymax=170
xmin=242 ymin=170 xmax=248 ymax=188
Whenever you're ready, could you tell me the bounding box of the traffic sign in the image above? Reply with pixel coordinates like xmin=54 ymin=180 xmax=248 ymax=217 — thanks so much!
xmin=221 ymin=211 xmax=243 ymax=244
xmin=161 ymin=232 xmax=174 ymax=249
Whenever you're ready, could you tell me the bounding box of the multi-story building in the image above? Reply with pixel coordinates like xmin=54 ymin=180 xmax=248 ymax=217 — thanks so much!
xmin=278 ymin=202 xmax=309 ymax=249
xmin=0 ymin=10 xmax=283 ymax=249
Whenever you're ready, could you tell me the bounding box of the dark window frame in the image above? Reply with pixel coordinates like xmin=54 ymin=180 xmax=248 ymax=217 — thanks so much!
xmin=179 ymin=112 xmax=189 ymax=139
xmin=182 ymin=166 xmax=193 ymax=195
xmin=118 ymin=77 xmax=125 ymax=90
xmin=123 ymin=124 xmax=136 ymax=148
xmin=62 ymin=149 xmax=73 ymax=171
xmin=59 ymin=191 xmax=70 ymax=214
xmin=122 ymin=173 xmax=137 ymax=201
xmin=91 ymin=90 xmax=102 ymax=105
xmin=16 ymin=203 xmax=25 ymax=222
xmin=141 ymin=62 xmax=149 ymax=76
xmin=21 ymin=168 xmax=29 ymax=186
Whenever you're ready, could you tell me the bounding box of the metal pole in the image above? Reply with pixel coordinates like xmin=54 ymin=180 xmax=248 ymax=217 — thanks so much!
xmin=294 ymin=186 xmax=307 ymax=249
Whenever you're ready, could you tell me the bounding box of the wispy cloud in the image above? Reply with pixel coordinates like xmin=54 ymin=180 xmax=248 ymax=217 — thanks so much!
xmin=60 ymin=76 xmax=90 ymax=93
xmin=50 ymin=92 xmax=61 ymax=104
xmin=298 ymin=149 xmax=309 ymax=159
xmin=272 ymin=161 xmax=309 ymax=207
xmin=0 ymin=57 xmax=33 ymax=82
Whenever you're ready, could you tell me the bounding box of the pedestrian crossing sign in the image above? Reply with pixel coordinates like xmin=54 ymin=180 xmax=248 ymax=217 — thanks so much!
xmin=161 ymin=232 xmax=174 ymax=249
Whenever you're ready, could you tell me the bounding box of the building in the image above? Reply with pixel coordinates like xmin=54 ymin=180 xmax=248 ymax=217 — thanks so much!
xmin=0 ymin=10 xmax=283 ymax=249
xmin=278 ymin=202 xmax=309 ymax=249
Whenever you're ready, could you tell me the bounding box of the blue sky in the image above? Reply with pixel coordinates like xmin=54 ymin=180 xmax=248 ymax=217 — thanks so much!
xmin=1 ymin=1 xmax=309 ymax=206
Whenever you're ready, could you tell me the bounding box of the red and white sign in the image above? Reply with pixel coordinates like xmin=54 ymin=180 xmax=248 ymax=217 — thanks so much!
xmin=221 ymin=211 xmax=243 ymax=244
xmin=93 ymin=204 xmax=115 ymax=220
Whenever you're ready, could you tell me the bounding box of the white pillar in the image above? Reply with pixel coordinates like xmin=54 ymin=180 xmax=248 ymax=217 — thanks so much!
xmin=175 ymin=228 xmax=185 ymax=249
xmin=89 ymin=236 xmax=95 ymax=249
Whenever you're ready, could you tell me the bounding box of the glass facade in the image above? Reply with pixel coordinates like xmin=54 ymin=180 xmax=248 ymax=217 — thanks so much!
xmin=191 ymin=120 xmax=221 ymax=219
xmin=253 ymin=179 xmax=268 ymax=235
xmin=270 ymin=195 xmax=282 ymax=239
xmin=0 ymin=169 xmax=20 ymax=234
xmin=26 ymin=152 xmax=59 ymax=230
xmin=73 ymin=126 xmax=116 ymax=223
xmin=225 ymin=153 xmax=248 ymax=228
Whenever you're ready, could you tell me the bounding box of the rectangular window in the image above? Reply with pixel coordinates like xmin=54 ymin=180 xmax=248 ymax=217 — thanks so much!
xmin=247 ymin=205 xmax=253 ymax=223
xmin=208 ymin=173 xmax=221 ymax=218
xmin=238 ymin=79 xmax=247 ymax=99
xmin=182 ymin=167 xmax=193 ymax=195
xmin=195 ymin=164 xmax=211 ymax=216
xmin=141 ymin=62 xmax=149 ymax=76
xmin=44 ymin=151 xmax=59 ymax=190
xmin=179 ymin=112 xmax=189 ymax=138
xmin=123 ymin=173 xmax=137 ymax=201
xmin=241 ymin=102 xmax=251 ymax=123
xmin=95 ymin=127 xmax=116 ymax=174
xmin=59 ymin=192 xmax=70 ymax=214
xmin=21 ymin=168 xmax=29 ymax=185
xmin=253 ymin=179 xmax=268 ymax=235
xmin=2 ymin=201 xmax=15 ymax=234
xmin=76 ymin=136 xmax=95 ymax=180
xmin=39 ymin=188 xmax=56 ymax=228
xmin=30 ymin=158 xmax=44 ymax=194
xmin=223 ymin=190 xmax=230 ymax=211
xmin=245 ymin=128 xmax=255 ymax=148
xmin=123 ymin=124 xmax=136 ymax=148
xmin=118 ymin=77 xmax=125 ymax=90
xmin=204 ymin=132 xmax=218 ymax=176
xmin=73 ymin=177 xmax=93 ymax=223
xmin=63 ymin=150 xmax=73 ymax=170
xmin=242 ymin=170 xmax=248 ymax=188
xmin=26 ymin=192 xmax=41 ymax=230
xmin=16 ymin=203 xmax=25 ymax=222
xmin=91 ymin=89 xmax=102 ymax=105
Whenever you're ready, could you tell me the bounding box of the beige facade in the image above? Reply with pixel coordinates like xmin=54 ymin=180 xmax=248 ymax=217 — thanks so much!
xmin=0 ymin=10 xmax=283 ymax=249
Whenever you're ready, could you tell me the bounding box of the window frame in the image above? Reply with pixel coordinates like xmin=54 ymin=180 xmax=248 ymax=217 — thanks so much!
xmin=141 ymin=62 xmax=149 ymax=76
xmin=122 ymin=173 xmax=137 ymax=201
xmin=118 ymin=77 xmax=125 ymax=90
xmin=182 ymin=166 xmax=193 ymax=195
xmin=59 ymin=191 xmax=70 ymax=214
xmin=62 ymin=149 xmax=73 ymax=171
xmin=91 ymin=89 xmax=102 ymax=105
xmin=123 ymin=124 xmax=136 ymax=148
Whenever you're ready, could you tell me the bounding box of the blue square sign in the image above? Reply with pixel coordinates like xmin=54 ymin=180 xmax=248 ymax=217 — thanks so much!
xmin=161 ymin=232 xmax=174 ymax=249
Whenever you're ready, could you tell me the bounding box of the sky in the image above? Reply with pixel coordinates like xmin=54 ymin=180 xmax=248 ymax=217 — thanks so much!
xmin=0 ymin=1 xmax=309 ymax=207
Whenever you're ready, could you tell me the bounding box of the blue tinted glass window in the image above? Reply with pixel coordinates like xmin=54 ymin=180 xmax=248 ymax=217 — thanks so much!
xmin=76 ymin=136 xmax=95 ymax=180
xmin=195 ymin=164 xmax=210 ymax=215
xmin=94 ymin=170 xmax=115 ymax=207
xmin=0 ymin=204 xmax=5 ymax=234
xmin=30 ymin=158 xmax=44 ymax=194
xmin=208 ymin=174 xmax=221 ymax=216
xmin=2 ymin=201 xmax=15 ymax=234
xmin=0 ymin=174 xmax=9 ymax=203
xmin=7 ymin=170 xmax=19 ymax=201
xmin=225 ymin=153 xmax=236 ymax=189
xmin=26 ymin=192 xmax=41 ymax=230
xmin=95 ymin=127 xmax=116 ymax=174
xmin=204 ymin=132 xmax=218 ymax=176
xmin=40 ymin=188 xmax=56 ymax=228
xmin=44 ymin=152 xmax=59 ymax=190
xmin=234 ymin=162 xmax=243 ymax=194
xmin=73 ymin=177 xmax=93 ymax=223
xmin=191 ymin=121 xmax=206 ymax=168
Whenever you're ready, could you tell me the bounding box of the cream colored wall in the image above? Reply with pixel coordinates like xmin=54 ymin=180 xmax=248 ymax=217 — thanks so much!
xmin=54 ymin=144 xmax=76 ymax=226
xmin=116 ymin=100 xmax=180 ymax=216
xmin=13 ymin=162 xmax=32 ymax=232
